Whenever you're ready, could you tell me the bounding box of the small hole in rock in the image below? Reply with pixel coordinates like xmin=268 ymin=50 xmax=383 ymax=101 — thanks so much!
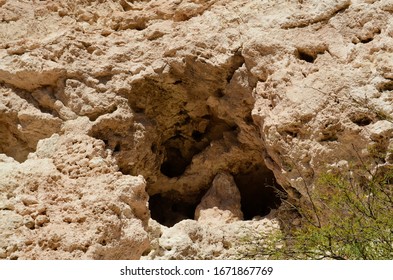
xmin=377 ymin=81 xmax=393 ymax=92
xmin=214 ymin=89 xmax=225 ymax=98
xmin=297 ymin=49 xmax=316 ymax=63
xmin=149 ymin=194 xmax=197 ymax=227
xmin=320 ymin=134 xmax=338 ymax=142
xmin=350 ymin=114 xmax=373 ymax=126
xmin=142 ymin=248 xmax=151 ymax=256
xmin=98 ymin=75 xmax=112 ymax=85
xmin=135 ymin=25 xmax=146 ymax=31
xmin=244 ymin=115 xmax=254 ymax=125
xmin=192 ymin=130 xmax=204 ymax=141
xmin=360 ymin=37 xmax=373 ymax=44
xmin=355 ymin=118 xmax=372 ymax=126
xmin=285 ymin=130 xmax=298 ymax=138
xmin=114 ymin=143 xmax=121 ymax=152
xmin=160 ymin=147 xmax=189 ymax=178
xmin=234 ymin=165 xmax=283 ymax=220
xmin=133 ymin=107 xmax=145 ymax=113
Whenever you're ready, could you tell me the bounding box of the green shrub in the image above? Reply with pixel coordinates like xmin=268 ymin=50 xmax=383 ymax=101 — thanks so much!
xmin=239 ymin=161 xmax=393 ymax=260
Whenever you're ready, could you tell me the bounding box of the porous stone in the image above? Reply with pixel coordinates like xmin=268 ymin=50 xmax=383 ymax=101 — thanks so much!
xmin=1 ymin=0 xmax=392 ymax=260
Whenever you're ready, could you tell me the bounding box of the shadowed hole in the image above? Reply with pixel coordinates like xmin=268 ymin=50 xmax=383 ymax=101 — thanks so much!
xmin=350 ymin=114 xmax=373 ymax=126
xmin=160 ymin=146 xmax=189 ymax=178
xmin=297 ymin=50 xmax=316 ymax=63
xmin=149 ymin=194 xmax=198 ymax=227
xmin=234 ymin=165 xmax=283 ymax=220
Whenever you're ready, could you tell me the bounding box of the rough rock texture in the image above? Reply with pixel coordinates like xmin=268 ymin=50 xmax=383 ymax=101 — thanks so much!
xmin=195 ymin=172 xmax=243 ymax=223
xmin=1 ymin=0 xmax=393 ymax=259
xmin=143 ymin=214 xmax=279 ymax=260
xmin=0 ymin=133 xmax=149 ymax=259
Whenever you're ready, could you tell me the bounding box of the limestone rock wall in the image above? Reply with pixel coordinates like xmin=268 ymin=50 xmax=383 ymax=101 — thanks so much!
xmin=1 ymin=0 xmax=392 ymax=259
xmin=0 ymin=133 xmax=150 ymax=259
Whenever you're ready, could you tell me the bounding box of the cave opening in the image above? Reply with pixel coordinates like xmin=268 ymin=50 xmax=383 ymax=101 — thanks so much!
xmin=234 ymin=165 xmax=283 ymax=220
xmin=93 ymin=58 xmax=286 ymax=227
xmin=149 ymin=164 xmax=284 ymax=226
xmin=160 ymin=145 xmax=190 ymax=178
xmin=159 ymin=133 xmax=208 ymax=178
xmin=149 ymin=193 xmax=201 ymax=227
xmin=159 ymin=115 xmax=237 ymax=178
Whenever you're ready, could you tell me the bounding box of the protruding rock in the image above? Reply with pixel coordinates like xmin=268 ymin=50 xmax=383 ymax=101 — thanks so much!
xmin=195 ymin=172 xmax=243 ymax=223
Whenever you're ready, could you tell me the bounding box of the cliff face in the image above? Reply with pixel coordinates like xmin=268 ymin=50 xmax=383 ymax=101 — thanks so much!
xmin=1 ymin=0 xmax=392 ymax=259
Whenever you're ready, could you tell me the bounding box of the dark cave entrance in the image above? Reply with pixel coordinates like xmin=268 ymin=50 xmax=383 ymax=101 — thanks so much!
xmin=159 ymin=116 xmax=238 ymax=179
xmin=149 ymin=163 xmax=283 ymax=226
xmin=149 ymin=193 xmax=201 ymax=227
xmin=159 ymin=146 xmax=190 ymax=178
xmin=93 ymin=56 xmax=285 ymax=227
xmin=234 ymin=165 xmax=283 ymax=220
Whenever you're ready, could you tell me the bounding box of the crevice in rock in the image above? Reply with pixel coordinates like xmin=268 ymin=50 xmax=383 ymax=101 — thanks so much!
xmin=377 ymin=80 xmax=393 ymax=92
xmin=297 ymin=50 xmax=316 ymax=63
xmin=295 ymin=46 xmax=327 ymax=63
xmin=0 ymin=119 xmax=31 ymax=162
xmin=331 ymin=2 xmax=351 ymax=17
xmin=350 ymin=113 xmax=373 ymax=126
xmin=8 ymin=85 xmax=61 ymax=119
xmin=119 ymin=0 xmax=134 ymax=12
xmin=281 ymin=1 xmax=351 ymax=29
xmin=353 ymin=29 xmax=381 ymax=45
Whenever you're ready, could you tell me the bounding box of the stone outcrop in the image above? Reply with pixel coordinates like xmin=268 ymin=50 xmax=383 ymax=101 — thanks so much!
xmin=0 ymin=133 xmax=149 ymax=259
xmin=1 ymin=0 xmax=392 ymax=259
xmin=143 ymin=214 xmax=279 ymax=260
xmin=195 ymin=172 xmax=243 ymax=223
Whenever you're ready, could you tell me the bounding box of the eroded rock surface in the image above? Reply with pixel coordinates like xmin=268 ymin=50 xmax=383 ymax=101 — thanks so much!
xmin=195 ymin=172 xmax=243 ymax=223
xmin=1 ymin=0 xmax=393 ymax=259
xmin=0 ymin=132 xmax=149 ymax=259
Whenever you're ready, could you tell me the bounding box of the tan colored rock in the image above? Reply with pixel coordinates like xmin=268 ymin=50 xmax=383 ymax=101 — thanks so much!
xmin=144 ymin=213 xmax=280 ymax=260
xmin=0 ymin=133 xmax=150 ymax=260
xmin=195 ymin=172 xmax=243 ymax=223
xmin=0 ymin=86 xmax=62 ymax=162
xmin=1 ymin=0 xmax=393 ymax=260
xmin=0 ymin=55 xmax=65 ymax=91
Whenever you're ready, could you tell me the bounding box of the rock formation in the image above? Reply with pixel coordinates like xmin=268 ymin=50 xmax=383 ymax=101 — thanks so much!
xmin=195 ymin=172 xmax=243 ymax=223
xmin=1 ymin=0 xmax=392 ymax=259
